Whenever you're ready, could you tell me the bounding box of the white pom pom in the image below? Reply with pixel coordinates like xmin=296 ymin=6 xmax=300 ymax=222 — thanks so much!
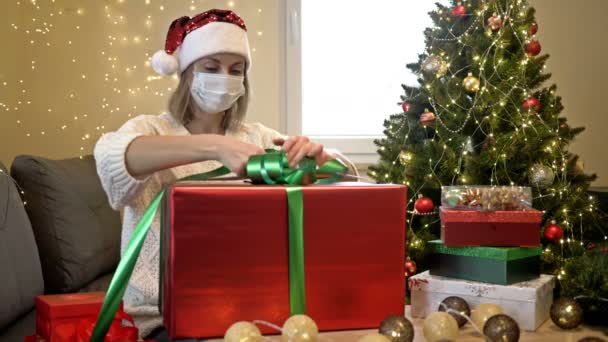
xmin=151 ymin=50 xmax=179 ymax=75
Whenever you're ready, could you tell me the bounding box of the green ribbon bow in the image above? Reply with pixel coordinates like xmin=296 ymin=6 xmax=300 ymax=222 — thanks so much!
xmin=90 ymin=150 xmax=347 ymax=342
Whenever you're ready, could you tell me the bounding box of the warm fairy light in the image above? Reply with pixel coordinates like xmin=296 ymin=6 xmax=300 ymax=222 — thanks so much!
xmin=4 ymin=1 xmax=265 ymax=159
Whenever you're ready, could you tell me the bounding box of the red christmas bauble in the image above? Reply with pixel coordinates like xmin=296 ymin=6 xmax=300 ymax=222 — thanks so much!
xmin=402 ymin=101 xmax=410 ymax=113
xmin=405 ymin=258 xmax=417 ymax=277
xmin=543 ymin=221 xmax=564 ymax=243
xmin=526 ymin=40 xmax=542 ymax=56
xmin=522 ymin=97 xmax=541 ymax=112
xmin=559 ymin=122 xmax=570 ymax=130
xmin=414 ymin=195 xmax=435 ymax=214
xmin=487 ymin=15 xmax=503 ymax=31
xmin=452 ymin=4 xmax=466 ymax=17
xmin=420 ymin=110 xmax=436 ymax=128
xmin=529 ymin=22 xmax=539 ymax=35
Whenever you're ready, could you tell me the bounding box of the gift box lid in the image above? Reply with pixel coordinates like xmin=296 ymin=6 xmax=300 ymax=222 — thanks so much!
xmin=409 ymin=271 xmax=555 ymax=302
xmin=440 ymin=207 xmax=542 ymax=223
xmin=428 ymin=240 xmax=541 ymax=261
xmin=35 ymin=292 xmax=122 ymax=319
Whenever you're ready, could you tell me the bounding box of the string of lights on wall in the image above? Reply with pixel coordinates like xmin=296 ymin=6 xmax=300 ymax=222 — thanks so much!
xmin=2 ymin=0 xmax=264 ymax=158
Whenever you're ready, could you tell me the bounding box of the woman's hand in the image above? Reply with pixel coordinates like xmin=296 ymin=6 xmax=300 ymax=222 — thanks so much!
xmin=273 ymin=136 xmax=331 ymax=168
xmin=216 ymin=136 xmax=265 ymax=176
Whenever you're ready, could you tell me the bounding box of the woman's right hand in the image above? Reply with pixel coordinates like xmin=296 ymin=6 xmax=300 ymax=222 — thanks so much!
xmin=215 ymin=136 xmax=265 ymax=176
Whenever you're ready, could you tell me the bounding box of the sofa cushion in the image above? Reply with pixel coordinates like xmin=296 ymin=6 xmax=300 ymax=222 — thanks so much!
xmin=10 ymin=155 xmax=121 ymax=294
xmin=0 ymin=309 xmax=36 ymax=342
xmin=0 ymin=162 xmax=43 ymax=331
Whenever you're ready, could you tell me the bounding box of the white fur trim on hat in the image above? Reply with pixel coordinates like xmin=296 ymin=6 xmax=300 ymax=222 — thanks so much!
xmin=151 ymin=50 xmax=179 ymax=75
xmin=178 ymin=21 xmax=251 ymax=73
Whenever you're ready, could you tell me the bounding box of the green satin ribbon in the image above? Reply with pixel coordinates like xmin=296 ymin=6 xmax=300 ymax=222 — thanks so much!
xmin=429 ymin=240 xmax=542 ymax=261
xmin=90 ymin=150 xmax=347 ymax=342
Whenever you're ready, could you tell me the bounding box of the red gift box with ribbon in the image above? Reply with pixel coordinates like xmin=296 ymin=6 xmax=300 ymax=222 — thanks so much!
xmin=31 ymin=292 xmax=139 ymax=342
xmin=440 ymin=207 xmax=542 ymax=247
xmin=160 ymin=182 xmax=407 ymax=339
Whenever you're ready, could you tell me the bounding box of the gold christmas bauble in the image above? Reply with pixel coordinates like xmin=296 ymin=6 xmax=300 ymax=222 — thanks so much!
xmin=224 ymin=322 xmax=263 ymax=342
xmin=463 ymin=72 xmax=481 ymax=93
xmin=399 ymin=150 xmax=413 ymax=165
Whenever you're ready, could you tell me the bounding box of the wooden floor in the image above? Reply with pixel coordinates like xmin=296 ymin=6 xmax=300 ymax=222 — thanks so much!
xmin=207 ymin=308 xmax=608 ymax=341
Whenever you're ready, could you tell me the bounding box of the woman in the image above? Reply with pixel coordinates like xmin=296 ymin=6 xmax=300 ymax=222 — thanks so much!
xmin=94 ymin=9 xmax=357 ymax=340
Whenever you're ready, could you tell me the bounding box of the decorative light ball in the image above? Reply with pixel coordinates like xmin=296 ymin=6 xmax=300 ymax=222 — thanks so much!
xmin=471 ymin=303 xmax=503 ymax=330
xmin=543 ymin=221 xmax=564 ymax=243
xmin=414 ymin=195 xmax=435 ymax=214
xmin=463 ymin=73 xmax=481 ymax=93
xmin=551 ymin=297 xmax=584 ymax=330
xmin=452 ymin=3 xmax=466 ymax=17
xmin=422 ymin=56 xmax=448 ymax=77
xmin=560 ymin=122 xmax=570 ymax=130
xmin=529 ymin=163 xmax=555 ymax=189
xmin=526 ymin=40 xmax=542 ymax=56
xmin=282 ymin=315 xmax=319 ymax=342
xmin=529 ymin=22 xmax=539 ymax=35
xmin=358 ymin=333 xmax=391 ymax=342
xmin=224 ymin=322 xmax=263 ymax=342
xmin=402 ymin=101 xmax=410 ymax=113
xmin=423 ymin=312 xmax=459 ymax=342
xmin=522 ymin=97 xmax=541 ymax=112
xmin=483 ymin=314 xmax=520 ymax=342
xmin=379 ymin=315 xmax=414 ymax=342
xmin=438 ymin=296 xmax=471 ymax=328
xmin=487 ymin=14 xmax=503 ymax=31
xmin=404 ymin=257 xmax=417 ymax=278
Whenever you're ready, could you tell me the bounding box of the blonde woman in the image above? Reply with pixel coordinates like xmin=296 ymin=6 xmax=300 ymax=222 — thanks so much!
xmin=94 ymin=9 xmax=357 ymax=341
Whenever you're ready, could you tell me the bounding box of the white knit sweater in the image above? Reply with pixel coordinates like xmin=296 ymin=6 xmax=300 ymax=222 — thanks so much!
xmin=94 ymin=112 xmax=356 ymax=337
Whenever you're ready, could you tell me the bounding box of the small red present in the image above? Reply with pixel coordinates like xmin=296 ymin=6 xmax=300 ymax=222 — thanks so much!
xmin=33 ymin=292 xmax=138 ymax=342
xmin=161 ymin=182 xmax=407 ymax=339
xmin=441 ymin=207 xmax=542 ymax=247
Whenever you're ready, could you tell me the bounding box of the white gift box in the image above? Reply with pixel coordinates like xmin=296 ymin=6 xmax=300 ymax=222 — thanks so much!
xmin=409 ymin=271 xmax=555 ymax=331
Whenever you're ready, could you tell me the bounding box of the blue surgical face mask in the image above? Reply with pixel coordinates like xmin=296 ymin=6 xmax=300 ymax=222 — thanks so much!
xmin=190 ymin=72 xmax=245 ymax=113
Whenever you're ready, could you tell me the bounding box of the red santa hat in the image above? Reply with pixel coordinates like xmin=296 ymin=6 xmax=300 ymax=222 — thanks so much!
xmin=151 ymin=9 xmax=251 ymax=76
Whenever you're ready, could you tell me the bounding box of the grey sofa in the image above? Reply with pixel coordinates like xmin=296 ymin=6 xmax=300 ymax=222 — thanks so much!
xmin=0 ymin=155 xmax=121 ymax=341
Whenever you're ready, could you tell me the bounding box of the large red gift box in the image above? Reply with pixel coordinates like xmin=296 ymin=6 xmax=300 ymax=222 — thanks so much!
xmin=160 ymin=182 xmax=407 ymax=339
xmin=440 ymin=207 xmax=542 ymax=247
xmin=34 ymin=292 xmax=132 ymax=342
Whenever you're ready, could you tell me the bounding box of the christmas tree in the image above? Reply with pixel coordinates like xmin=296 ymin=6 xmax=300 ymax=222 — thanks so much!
xmin=369 ymin=0 xmax=606 ymax=293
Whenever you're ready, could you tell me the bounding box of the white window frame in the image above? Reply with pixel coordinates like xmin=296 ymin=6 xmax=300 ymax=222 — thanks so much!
xmin=281 ymin=0 xmax=381 ymax=165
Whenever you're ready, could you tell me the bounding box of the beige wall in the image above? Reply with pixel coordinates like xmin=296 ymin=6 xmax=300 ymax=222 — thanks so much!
xmin=0 ymin=3 xmax=23 ymax=166
xmin=1 ymin=0 xmax=607 ymax=186
xmin=0 ymin=0 xmax=281 ymax=166
xmin=530 ymin=0 xmax=608 ymax=186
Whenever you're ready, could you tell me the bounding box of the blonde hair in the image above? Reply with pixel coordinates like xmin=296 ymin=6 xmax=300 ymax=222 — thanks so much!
xmin=169 ymin=62 xmax=249 ymax=131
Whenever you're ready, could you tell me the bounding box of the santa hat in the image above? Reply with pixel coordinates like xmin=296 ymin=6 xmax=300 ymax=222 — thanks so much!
xmin=151 ymin=9 xmax=251 ymax=76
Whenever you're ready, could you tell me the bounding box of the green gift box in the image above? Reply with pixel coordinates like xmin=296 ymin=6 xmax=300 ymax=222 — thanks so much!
xmin=428 ymin=240 xmax=541 ymax=285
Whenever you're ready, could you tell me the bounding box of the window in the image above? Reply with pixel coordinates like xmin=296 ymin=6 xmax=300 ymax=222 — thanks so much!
xmin=284 ymin=0 xmax=441 ymax=163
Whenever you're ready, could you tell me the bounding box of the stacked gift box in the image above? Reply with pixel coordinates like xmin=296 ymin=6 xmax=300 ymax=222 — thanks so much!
xmin=410 ymin=186 xmax=556 ymax=331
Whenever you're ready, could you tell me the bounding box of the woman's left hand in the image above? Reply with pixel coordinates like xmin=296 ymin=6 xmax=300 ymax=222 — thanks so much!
xmin=272 ymin=136 xmax=331 ymax=168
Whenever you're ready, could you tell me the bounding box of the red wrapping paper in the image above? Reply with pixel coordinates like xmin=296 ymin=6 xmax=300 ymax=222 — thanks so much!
xmin=440 ymin=208 xmax=542 ymax=247
xmin=34 ymin=292 xmax=132 ymax=342
xmin=161 ymin=182 xmax=407 ymax=339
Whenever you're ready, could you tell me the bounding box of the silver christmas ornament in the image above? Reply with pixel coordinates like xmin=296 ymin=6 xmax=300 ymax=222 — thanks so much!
xmin=422 ymin=55 xmax=448 ymax=77
xmin=529 ymin=163 xmax=555 ymax=189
